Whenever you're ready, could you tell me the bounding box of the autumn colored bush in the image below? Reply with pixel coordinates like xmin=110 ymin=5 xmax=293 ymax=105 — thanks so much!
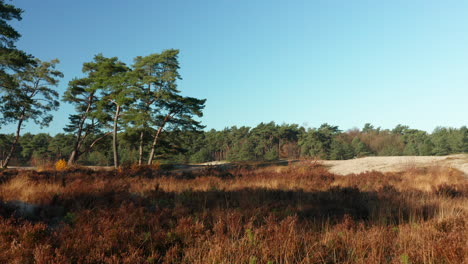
xmin=54 ymin=159 xmax=68 ymax=171
xmin=0 ymin=164 xmax=466 ymax=263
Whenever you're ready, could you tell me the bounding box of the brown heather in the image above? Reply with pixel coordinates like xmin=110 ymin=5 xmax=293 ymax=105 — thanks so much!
xmin=0 ymin=162 xmax=466 ymax=263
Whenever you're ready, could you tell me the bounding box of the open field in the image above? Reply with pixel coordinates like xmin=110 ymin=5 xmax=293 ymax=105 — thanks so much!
xmin=0 ymin=162 xmax=467 ymax=263
xmin=321 ymin=154 xmax=468 ymax=176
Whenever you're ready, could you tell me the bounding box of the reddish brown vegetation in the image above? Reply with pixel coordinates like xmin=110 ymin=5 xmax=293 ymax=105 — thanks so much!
xmin=0 ymin=163 xmax=467 ymax=263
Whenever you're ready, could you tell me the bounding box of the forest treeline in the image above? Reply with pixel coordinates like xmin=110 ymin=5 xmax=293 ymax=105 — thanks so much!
xmin=1 ymin=122 xmax=467 ymax=166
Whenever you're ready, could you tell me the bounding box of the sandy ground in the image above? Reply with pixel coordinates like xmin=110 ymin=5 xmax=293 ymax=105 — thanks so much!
xmin=197 ymin=161 xmax=231 ymax=166
xmin=320 ymin=154 xmax=468 ymax=176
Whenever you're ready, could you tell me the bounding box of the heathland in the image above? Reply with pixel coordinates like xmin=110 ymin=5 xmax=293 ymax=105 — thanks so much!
xmin=0 ymin=161 xmax=466 ymax=263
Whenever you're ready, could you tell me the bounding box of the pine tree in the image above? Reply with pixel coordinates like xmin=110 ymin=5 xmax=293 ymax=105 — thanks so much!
xmin=0 ymin=59 xmax=62 ymax=168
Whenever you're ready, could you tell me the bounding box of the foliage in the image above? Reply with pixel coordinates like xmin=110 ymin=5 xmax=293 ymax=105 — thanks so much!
xmin=1 ymin=58 xmax=62 ymax=127
xmin=0 ymin=0 xmax=34 ymax=107
xmin=0 ymin=58 xmax=62 ymax=168
xmin=54 ymin=159 xmax=68 ymax=171
xmin=0 ymin=164 xmax=466 ymax=263
xmin=3 ymin=123 xmax=468 ymax=166
xmin=63 ymin=50 xmax=205 ymax=167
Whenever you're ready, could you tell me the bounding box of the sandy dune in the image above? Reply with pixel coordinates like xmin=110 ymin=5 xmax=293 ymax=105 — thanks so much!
xmin=320 ymin=154 xmax=468 ymax=176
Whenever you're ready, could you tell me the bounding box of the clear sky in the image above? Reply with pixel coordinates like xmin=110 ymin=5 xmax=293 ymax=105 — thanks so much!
xmin=3 ymin=0 xmax=468 ymax=134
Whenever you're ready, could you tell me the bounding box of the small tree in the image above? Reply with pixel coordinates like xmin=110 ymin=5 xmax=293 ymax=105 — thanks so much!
xmin=63 ymin=77 xmax=108 ymax=165
xmin=125 ymin=50 xmax=206 ymax=165
xmin=87 ymin=55 xmax=131 ymax=168
xmin=351 ymin=137 xmax=371 ymax=157
xmin=431 ymin=127 xmax=451 ymax=156
xmin=63 ymin=55 xmax=129 ymax=167
xmin=147 ymin=93 xmax=205 ymax=164
xmin=0 ymin=58 xmax=62 ymax=168
xmin=127 ymin=49 xmax=182 ymax=165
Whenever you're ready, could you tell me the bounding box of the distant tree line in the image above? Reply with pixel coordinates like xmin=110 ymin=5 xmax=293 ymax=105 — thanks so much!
xmin=180 ymin=123 xmax=467 ymax=163
xmin=0 ymin=122 xmax=467 ymax=166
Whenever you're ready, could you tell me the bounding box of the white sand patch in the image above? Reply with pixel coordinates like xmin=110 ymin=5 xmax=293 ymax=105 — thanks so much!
xmin=320 ymin=154 xmax=468 ymax=176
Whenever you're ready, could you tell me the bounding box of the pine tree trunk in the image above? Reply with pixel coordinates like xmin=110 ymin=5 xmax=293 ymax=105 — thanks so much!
xmin=147 ymin=113 xmax=172 ymax=165
xmin=138 ymin=131 xmax=144 ymax=165
xmin=113 ymin=105 xmax=121 ymax=169
xmin=67 ymin=94 xmax=93 ymax=166
xmin=2 ymin=117 xmax=24 ymax=168
xmin=68 ymin=150 xmax=78 ymax=165
xmin=147 ymin=126 xmax=164 ymax=165
xmin=68 ymin=135 xmax=84 ymax=165
xmin=278 ymin=138 xmax=281 ymax=160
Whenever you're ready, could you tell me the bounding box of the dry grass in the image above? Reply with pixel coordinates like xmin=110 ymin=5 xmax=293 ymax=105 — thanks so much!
xmin=0 ymin=163 xmax=466 ymax=263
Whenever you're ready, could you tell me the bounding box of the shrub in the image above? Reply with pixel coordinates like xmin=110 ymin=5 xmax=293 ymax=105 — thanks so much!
xmin=54 ymin=159 xmax=68 ymax=171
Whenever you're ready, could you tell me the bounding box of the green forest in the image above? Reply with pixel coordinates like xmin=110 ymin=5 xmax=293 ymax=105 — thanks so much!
xmin=1 ymin=122 xmax=467 ymax=167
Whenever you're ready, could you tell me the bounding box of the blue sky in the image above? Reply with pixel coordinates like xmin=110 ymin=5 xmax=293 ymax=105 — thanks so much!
xmin=3 ymin=0 xmax=468 ymax=134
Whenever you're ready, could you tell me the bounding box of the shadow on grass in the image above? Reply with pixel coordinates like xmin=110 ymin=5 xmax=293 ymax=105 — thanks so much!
xmin=1 ymin=186 xmax=440 ymax=228
xmin=0 ymin=167 xmax=452 ymax=227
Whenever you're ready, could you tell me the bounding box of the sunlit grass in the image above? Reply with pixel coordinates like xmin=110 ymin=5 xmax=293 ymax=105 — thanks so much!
xmin=0 ymin=163 xmax=466 ymax=263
